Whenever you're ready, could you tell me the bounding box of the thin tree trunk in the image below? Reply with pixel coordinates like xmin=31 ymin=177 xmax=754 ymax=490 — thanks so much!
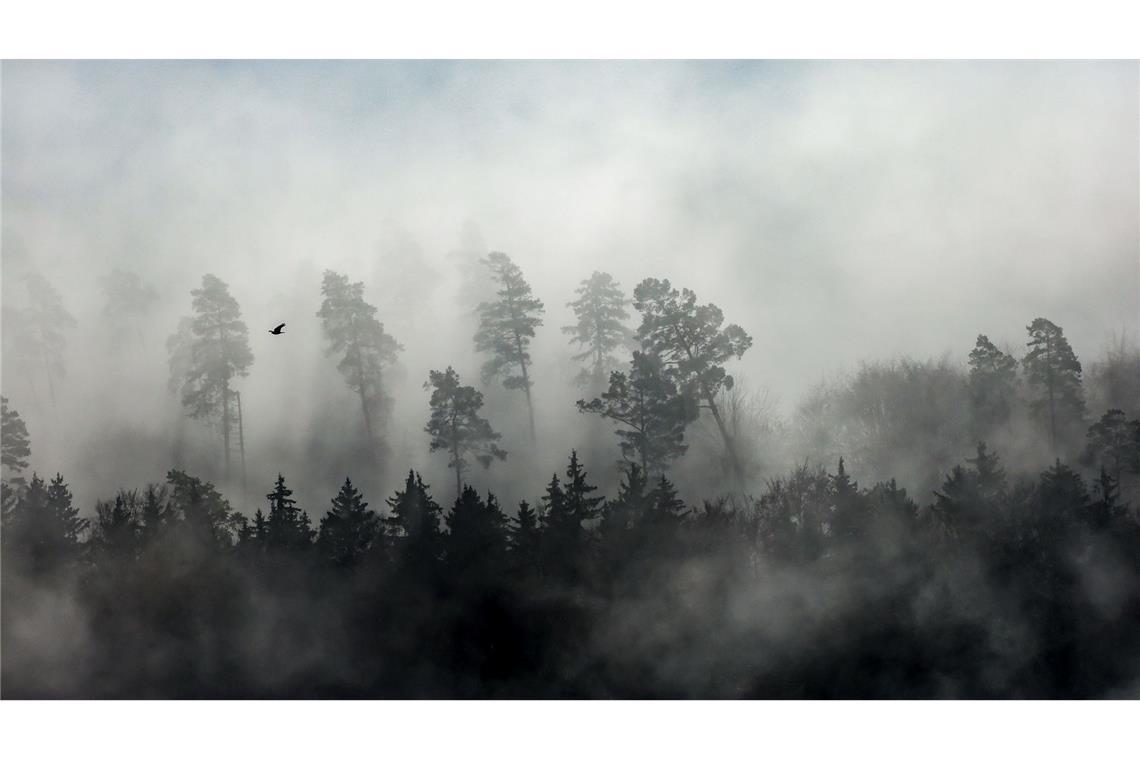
xmin=514 ymin=330 xmax=537 ymax=442
xmin=236 ymin=391 xmax=247 ymax=509
xmin=222 ymin=377 xmax=231 ymax=481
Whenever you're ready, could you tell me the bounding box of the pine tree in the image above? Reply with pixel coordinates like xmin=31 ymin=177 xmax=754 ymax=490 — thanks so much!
xmin=92 ymin=491 xmax=141 ymax=564
xmin=172 ymin=275 xmax=253 ymax=479
xmin=317 ymin=478 xmax=381 ymax=569
xmin=6 ymin=473 xmax=88 ymax=575
xmin=424 ymin=367 xmax=508 ymax=499
xmin=165 ymin=469 xmax=242 ymax=548
xmin=541 ymin=453 xmax=602 ymax=583
xmin=264 ymin=474 xmax=314 ymax=553
xmin=577 ymin=351 xmax=698 ymax=478
xmin=967 ymin=442 xmax=1008 ymax=503
xmin=101 ymin=269 xmax=158 ymax=347
xmin=508 ymin=500 xmax=542 ymax=577
xmin=473 ymin=252 xmax=545 ymax=440
xmin=1088 ymin=466 xmax=1125 ymax=532
xmin=137 ymin=483 xmax=169 ymax=548
xmin=317 ymin=271 xmax=403 ymax=462
xmin=2 ymin=396 xmax=31 ymax=485
xmin=444 ymin=486 xmax=509 ymax=582
xmin=564 ymin=450 xmax=604 ymax=526
xmin=647 ymin=475 xmax=688 ymax=527
xmin=968 ymin=334 xmax=1018 ymax=435
xmin=2 ymin=271 xmax=76 ymax=406
xmin=829 ymin=458 xmax=867 ymax=541
xmin=1082 ymin=409 xmax=1139 ymax=484
xmin=385 ymin=470 xmax=445 ymax=579
xmin=632 ymin=278 xmax=752 ymax=482
xmin=562 ymin=271 xmax=635 ymax=388
xmin=1023 ymin=318 xmax=1086 ymax=454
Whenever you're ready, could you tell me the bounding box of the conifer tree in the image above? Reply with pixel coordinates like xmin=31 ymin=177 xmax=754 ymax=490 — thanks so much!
xmin=1023 ymin=318 xmax=1086 ymax=453
xmin=444 ymin=486 xmax=509 ymax=582
xmin=317 ymin=478 xmax=381 ymax=569
xmin=172 ymin=275 xmax=253 ymax=479
xmin=968 ymin=334 xmax=1018 ymax=434
xmin=632 ymin=278 xmax=752 ymax=481
xmin=317 ymin=271 xmax=403 ymax=461
xmin=385 ymin=470 xmax=445 ymax=578
xmin=6 ymin=473 xmax=88 ymax=574
xmin=2 ymin=271 xmax=76 ymax=406
xmin=1082 ymin=409 xmax=1140 ymax=484
xmin=647 ymin=475 xmax=688 ymax=527
xmin=473 ymin=252 xmax=545 ymax=440
xmin=137 ymin=484 xmax=169 ymax=548
xmin=2 ymin=396 xmax=31 ymax=485
xmin=165 ymin=469 xmax=242 ymax=548
xmin=578 ymin=351 xmax=698 ymax=478
xmin=424 ymin=367 xmax=507 ymax=499
xmin=264 ymin=474 xmax=314 ymax=553
xmin=828 ymin=458 xmax=867 ymax=541
xmin=101 ymin=269 xmax=158 ymax=347
xmin=1088 ymin=466 xmax=1125 ymax=532
xmin=541 ymin=452 xmax=602 ymax=582
xmin=92 ymin=492 xmax=141 ymax=564
xmin=508 ymin=500 xmax=542 ymax=577
xmin=563 ymin=271 xmax=635 ymax=388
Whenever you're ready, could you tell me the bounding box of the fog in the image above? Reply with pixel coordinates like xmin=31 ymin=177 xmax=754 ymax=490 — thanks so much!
xmin=2 ymin=60 xmax=1137 ymax=513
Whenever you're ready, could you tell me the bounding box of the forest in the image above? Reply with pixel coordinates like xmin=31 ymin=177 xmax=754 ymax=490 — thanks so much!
xmin=3 ymin=252 xmax=1139 ymax=698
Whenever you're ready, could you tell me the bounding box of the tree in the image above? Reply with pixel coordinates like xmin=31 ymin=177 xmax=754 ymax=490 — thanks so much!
xmin=444 ymin=486 xmax=509 ymax=582
xmin=632 ymin=278 xmax=752 ymax=482
xmin=577 ymin=351 xmax=698 ymax=478
xmin=92 ymin=491 xmax=141 ymax=565
xmin=165 ymin=469 xmax=242 ymax=548
xmin=424 ymin=367 xmax=507 ymax=499
xmin=647 ymin=475 xmax=688 ymax=529
xmin=265 ymin=474 xmax=314 ymax=553
xmin=172 ymin=275 xmax=253 ymax=479
xmin=1082 ymin=409 xmax=1140 ymax=484
xmin=317 ymin=478 xmax=381 ymax=569
xmin=540 ymin=452 xmax=602 ymax=583
xmin=1023 ymin=318 xmax=1086 ymax=454
xmin=317 ymin=271 xmax=403 ymax=461
xmin=829 ymin=457 xmax=867 ymax=541
xmin=508 ymin=500 xmax=542 ymax=578
xmin=473 ymin=252 xmax=545 ymax=440
xmin=563 ymin=271 xmax=635 ymax=388
xmin=968 ymin=334 xmax=1018 ymax=434
xmin=5 ymin=473 xmax=88 ymax=575
xmin=2 ymin=271 xmax=77 ymax=406
xmin=385 ymin=470 xmax=445 ymax=578
xmin=2 ymin=396 xmax=31 ymax=483
xmin=102 ymin=269 xmax=158 ymax=346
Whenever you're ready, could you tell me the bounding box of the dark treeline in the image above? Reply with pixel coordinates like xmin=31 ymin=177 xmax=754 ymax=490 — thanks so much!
xmin=3 ymin=411 xmax=1140 ymax=697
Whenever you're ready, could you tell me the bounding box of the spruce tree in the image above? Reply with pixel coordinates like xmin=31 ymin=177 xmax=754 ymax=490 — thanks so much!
xmin=508 ymin=500 xmax=542 ymax=578
xmin=424 ymin=367 xmax=507 ymax=499
xmin=578 ymin=351 xmax=698 ymax=478
xmin=1023 ymin=317 xmax=1086 ymax=453
xmin=265 ymin=474 xmax=314 ymax=553
xmin=385 ymin=470 xmax=445 ymax=579
xmin=968 ymin=334 xmax=1018 ymax=435
xmin=2 ymin=396 xmax=31 ymax=485
xmin=828 ymin=458 xmax=866 ymax=541
xmin=632 ymin=278 xmax=752 ymax=482
xmin=473 ymin=252 xmax=545 ymax=440
xmin=1082 ymin=409 xmax=1139 ymax=483
xmin=172 ymin=275 xmax=253 ymax=479
xmin=317 ymin=477 xmax=381 ymax=569
xmin=7 ymin=473 xmax=88 ymax=575
xmin=92 ymin=492 xmax=141 ymax=564
xmin=444 ymin=486 xmax=509 ymax=582
xmin=165 ymin=469 xmax=242 ymax=548
xmin=541 ymin=452 xmax=602 ymax=583
xmin=648 ymin=475 xmax=688 ymax=527
xmin=317 ymin=271 xmax=403 ymax=461
xmin=563 ymin=271 xmax=635 ymax=388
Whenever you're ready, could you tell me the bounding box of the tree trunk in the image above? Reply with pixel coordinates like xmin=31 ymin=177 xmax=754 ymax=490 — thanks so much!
xmin=222 ymin=377 xmax=231 ymax=481
xmin=236 ymin=391 xmax=247 ymax=508
xmin=514 ymin=330 xmax=537 ymax=442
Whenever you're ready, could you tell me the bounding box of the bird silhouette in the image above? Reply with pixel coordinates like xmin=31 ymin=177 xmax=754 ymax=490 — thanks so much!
xmin=269 ymin=323 xmax=286 ymax=335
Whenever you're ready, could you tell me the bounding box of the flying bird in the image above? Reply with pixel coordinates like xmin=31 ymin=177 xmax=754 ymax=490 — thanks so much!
xmin=269 ymin=323 xmax=286 ymax=335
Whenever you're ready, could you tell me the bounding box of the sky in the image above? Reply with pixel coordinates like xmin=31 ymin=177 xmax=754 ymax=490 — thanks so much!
xmin=2 ymin=60 xmax=1137 ymax=509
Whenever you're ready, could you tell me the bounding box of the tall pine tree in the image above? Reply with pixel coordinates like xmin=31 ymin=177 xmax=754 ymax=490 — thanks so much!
xmin=424 ymin=367 xmax=507 ymax=499
xmin=1023 ymin=317 xmax=1086 ymax=454
xmin=473 ymin=252 xmax=545 ymax=440
xmin=632 ymin=278 xmax=752 ymax=482
xmin=171 ymin=275 xmax=253 ymax=479
xmin=968 ymin=334 xmax=1018 ymax=435
xmin=317 ymin=271 xmax=403 ymax=462
xmin=317 ymin=477 xmax=381 ymax=569
xmin=562 ymin=271 xmax=635 ymax=388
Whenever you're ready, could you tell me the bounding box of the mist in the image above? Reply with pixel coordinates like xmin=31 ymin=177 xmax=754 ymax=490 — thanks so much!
xmin=2 ymin=60 xmax=1139 ymax=698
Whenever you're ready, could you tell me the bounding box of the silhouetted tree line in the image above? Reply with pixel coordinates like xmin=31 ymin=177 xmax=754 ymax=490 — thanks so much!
xmin=3 ymin=382 xmax=1140 ymax=696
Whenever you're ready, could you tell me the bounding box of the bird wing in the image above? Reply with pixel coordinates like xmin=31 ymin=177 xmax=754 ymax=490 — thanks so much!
xmin=274 ymin=323 xmax=286 ymax=331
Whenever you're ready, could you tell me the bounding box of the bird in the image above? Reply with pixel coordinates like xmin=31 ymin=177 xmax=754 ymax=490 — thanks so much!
xmin=269 ymin=323 xmax=286 ymax=335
